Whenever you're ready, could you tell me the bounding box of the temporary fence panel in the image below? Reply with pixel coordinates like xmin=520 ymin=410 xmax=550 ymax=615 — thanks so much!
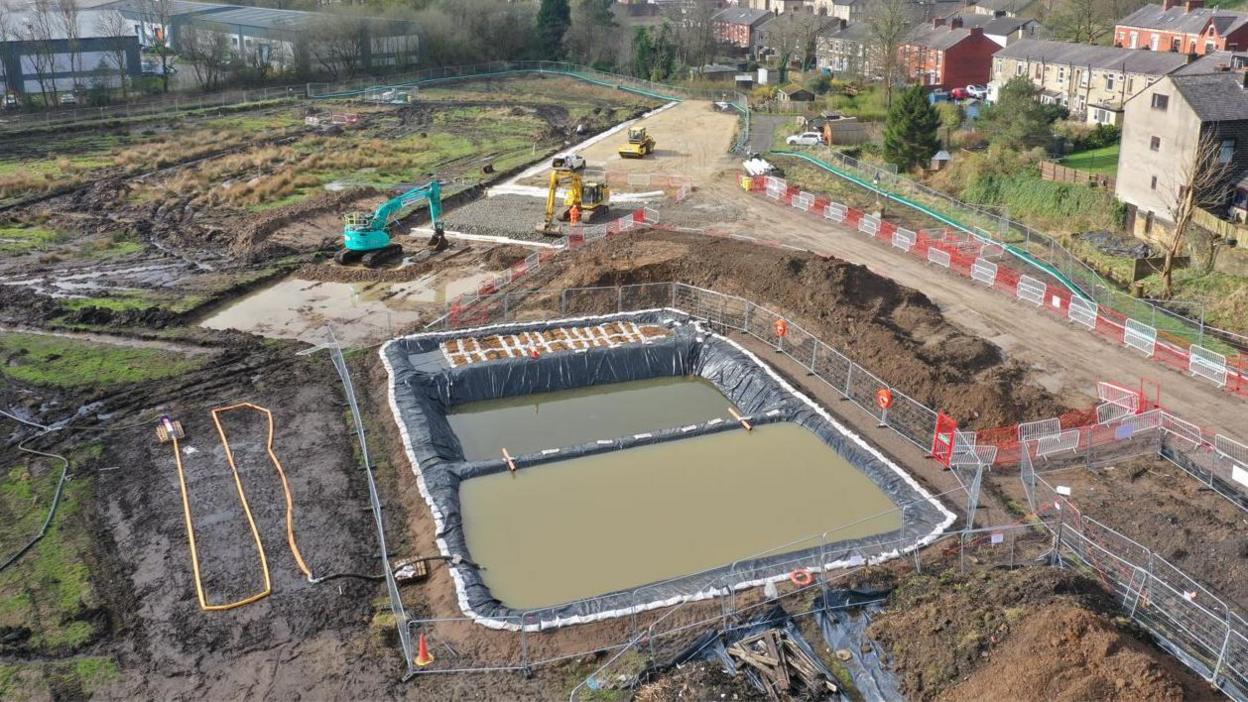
xmin=793 ymin=191 xmax=815 ymax=212
xmin=1018 ymin=417 xmax=1062 ymax=443
xmin=1190 ymin=345 xmax=1229 ymax=388
xmin=1036 ymin=429 xmax=1080 ymax=457
xmin=932 ymin=412 xmax=958 ymax=467
xmin=971 ymin=258 xmax=998 ymax=286
xmin=892 ymin=228 xmax=916 ymax=253
xmin=823 ymin=202 xmax=847 ymax=223
xmin=1124 ymin=318 xmax=1158 ymax=357
xmin=1161 ymin=412 xmax=1205 ymax=450
xmin=1096 ymin=402 xmax=1134 ymax=425
xmin=1097 ymin=381 xmax=1141 ymax=412
xmin=927 ymin=247 xmax=951 ymax=268
xmin=1215 ymin=435 xmax=1248 ymax=488
xmin=1068 ymin=296 xmax=1099 ymax=330
xmin=858 ymin=214 xmax=880 ymax=235
xmin=1016 ymin=275 xmax=1046 ymax=307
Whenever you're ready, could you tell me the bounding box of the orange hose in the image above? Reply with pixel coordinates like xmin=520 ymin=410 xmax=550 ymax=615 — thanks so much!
xmin=170 ymin=402 xmax=316 ymax=612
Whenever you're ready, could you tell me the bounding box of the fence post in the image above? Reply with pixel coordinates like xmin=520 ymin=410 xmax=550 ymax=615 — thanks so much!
xmin=560 ymin=289 xmax=569 ymax=315
xmin=617 ymin=286 xmax=623 ymax=314
xmin=809 ymin=340 xmax=818 ymax=375
xmin=843 ymin=364 xmax=854 ymax=400
xmin=1212 ymin=615 xmax=1233 ymax=683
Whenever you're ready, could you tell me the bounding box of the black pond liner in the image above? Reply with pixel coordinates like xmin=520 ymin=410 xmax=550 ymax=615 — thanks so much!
xmin=380 ymin=309 xmax=956 ymax=630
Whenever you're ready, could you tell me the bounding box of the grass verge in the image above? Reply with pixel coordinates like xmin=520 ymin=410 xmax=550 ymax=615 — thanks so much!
xmin=0 ymin=332 xmax=203 ymax=388
xmin=1060 ymin=144 xmax=1119 ymax=176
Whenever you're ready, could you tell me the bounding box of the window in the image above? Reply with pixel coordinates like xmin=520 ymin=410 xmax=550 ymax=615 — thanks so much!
xmin=1151 ymin=93 xmax=1169 ymax=111
xmin=1129 ymin=31 xmax=1139 ymax=48
xmin=1058 ymin=67 xmax=1065 ymax=83
xmin=1150 ymin=136 xmax=1161 ymax=151
xmin=1172 ymin=37 xmax=1181 ymax=52
xmin=1151 ymin=175 xmax=1158 ymax=190
xmin=1016 ymin=63 xmax=1025 ymax=76
xmin=1206 ymin=40 xmax=1216 ymax=53
xmin=1151 ymin=34 xmax=1159 ymax=50
xmin=1106 ymin=73 xmax=1115 ymax=90
xmin=1221 ymin=138 xmax=1236 ymax=163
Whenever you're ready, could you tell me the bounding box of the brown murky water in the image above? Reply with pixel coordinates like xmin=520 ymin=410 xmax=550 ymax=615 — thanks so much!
xmin=459 ymin=423 xmax=900 ymax=610
xmin=448 ymin=376 xmax=734 ymax=461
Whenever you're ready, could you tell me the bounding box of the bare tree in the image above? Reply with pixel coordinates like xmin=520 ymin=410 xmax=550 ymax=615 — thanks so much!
xmin=56 ymin=0 xmax=82 ymax=97
xmin=136 ymin=0 xmax=174 ymax=92
xmin=180 ymin=22 xmax=233 ymax=90
xmin=1161 ymin=130 xmax=1235 ymax=297
xmin=0 ymin=1 xmax=14 ymax=98
xmin=20 ymin=0 xmax=61 ymax=106
xmin=98 ymin=9 xmax=133 ymax=98
xmin=307 ymin=14 xmax=366 ymax=79
xmin=864 ymin=0 xmax=912 ymax=108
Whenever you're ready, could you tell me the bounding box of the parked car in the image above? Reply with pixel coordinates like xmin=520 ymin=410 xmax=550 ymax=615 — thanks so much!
xmin=966 ymin=84 xmax=989 ymax=100
xmin=950 ymin=86 xmax=970 ymax=100
xmin=786 ymin=131 xmax=823 ymax=146
xmin=58 ymin=92 xmax=78 ymax=105
xmin=927 ymin=89 xmax=950 ymax=105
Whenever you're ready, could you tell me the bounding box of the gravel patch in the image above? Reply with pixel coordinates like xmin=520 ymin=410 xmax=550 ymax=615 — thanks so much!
xmin=443 ymin=194 xmax=557 ymax=243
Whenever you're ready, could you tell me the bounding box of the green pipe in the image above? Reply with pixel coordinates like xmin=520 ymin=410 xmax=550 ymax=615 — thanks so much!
xmin=771 ymin=150 xmax=1093 ymax=301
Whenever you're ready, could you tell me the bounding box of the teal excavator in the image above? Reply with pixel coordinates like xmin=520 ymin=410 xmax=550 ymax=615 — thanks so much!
xmin=337 ymin=180 xmax=446 ymax=267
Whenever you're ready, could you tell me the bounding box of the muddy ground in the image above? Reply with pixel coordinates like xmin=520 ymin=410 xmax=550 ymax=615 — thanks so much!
xmin=2 ymin=74 xmax=1245 ymax=701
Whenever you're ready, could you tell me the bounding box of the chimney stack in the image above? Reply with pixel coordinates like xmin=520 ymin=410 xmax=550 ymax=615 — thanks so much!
xmin=933 ymin=17 xmax=946 ymax=27
xmin=1185 ymin=0 xmax=1205 ymax=11
xmin=1162 ymin=0 xmax=1179 ymax=9
xmin=950 ymin=16 xmax=964 ymax=29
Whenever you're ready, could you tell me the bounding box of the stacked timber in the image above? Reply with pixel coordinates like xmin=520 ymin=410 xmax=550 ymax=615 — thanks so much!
xmin=726 ymin=629 xmax=839 ymax=700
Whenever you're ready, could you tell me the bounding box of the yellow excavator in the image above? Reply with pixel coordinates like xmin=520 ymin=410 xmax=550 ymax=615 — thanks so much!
xmin=536 ymin=154 xmax=610 ymax=236
xmin=618 ymin=127 xmax=655 ymax=159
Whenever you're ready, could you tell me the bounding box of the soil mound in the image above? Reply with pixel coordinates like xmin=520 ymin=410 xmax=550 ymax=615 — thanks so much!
xmin=545 ymin=232 xmax=1067 ymax=428
xmin=867 ymin=568 xmax=1210 ymax=701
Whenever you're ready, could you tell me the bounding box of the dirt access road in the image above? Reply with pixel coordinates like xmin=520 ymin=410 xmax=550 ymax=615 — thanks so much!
xmin=507 ymin=100 xmax=739 ymax=190
xmin=697 ymin=174 xmax=1248 ymax=438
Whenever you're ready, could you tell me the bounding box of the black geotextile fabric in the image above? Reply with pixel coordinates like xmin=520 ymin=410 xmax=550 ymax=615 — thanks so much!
xmin=382 ymin=311 xmax=953 ymax=629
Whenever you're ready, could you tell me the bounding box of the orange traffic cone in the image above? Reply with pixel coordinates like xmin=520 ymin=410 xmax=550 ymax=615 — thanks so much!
xmin=414 ymin=633 xmax=435 ymax=667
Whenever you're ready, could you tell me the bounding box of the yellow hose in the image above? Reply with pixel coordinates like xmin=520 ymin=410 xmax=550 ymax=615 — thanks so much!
xmin=169 ymin=402 xmax=314 ymax=611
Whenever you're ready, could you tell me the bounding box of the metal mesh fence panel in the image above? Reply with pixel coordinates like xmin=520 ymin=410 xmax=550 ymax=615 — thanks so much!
xmin=619 ymin=283 xmax=674 ymax=313
xmin=887 ymin=391 xmax=938 ymax=451
xmin=560 ymin=286 xmax=622 ymax=317
xmin=845 ymin=364 xmax=888 ymax=424
xmin=811 ymin=341 xmax=853 ymax=398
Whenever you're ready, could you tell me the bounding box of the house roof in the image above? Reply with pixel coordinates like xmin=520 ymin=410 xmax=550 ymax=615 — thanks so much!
xmin=1174 ymin=49 xmax=1248 ymax=74
xmin=993 ymin=39 xmax=1190 ymax=74
xmin=758 ymin=12 xmax=839 ymax=35
xmin=1171 ymin=71 xmax=1248 ymax=121
xmin=712 ymin=7 xmax=773 ymax=26
xmin=906 ymin=23 xmax=988 ymax=51
xmin=972 ymin=0 xmax=1032 ymax=11
xmin=1116 ymin=3 xmax=1248 ymax=36
xmin=98 ymin=0 xmax=233 ymax=18
xmin=820 ymin=21 xmax=873 ymax=42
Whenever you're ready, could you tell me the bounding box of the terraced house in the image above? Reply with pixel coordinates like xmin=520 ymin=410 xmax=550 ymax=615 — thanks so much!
xmin=1114 ymin=0 xmax=1248 ymax=54
xmin=898 ymin=17 xmax=999 ymax=90
xmin=990 ymin=39 xmax=1190 ymax=124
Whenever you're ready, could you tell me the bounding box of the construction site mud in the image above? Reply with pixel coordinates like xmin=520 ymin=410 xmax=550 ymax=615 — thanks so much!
xmin=4 ymin=71 xmax=1247 ymax=701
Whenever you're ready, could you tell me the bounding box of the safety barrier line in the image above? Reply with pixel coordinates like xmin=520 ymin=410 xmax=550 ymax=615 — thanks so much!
xmin=739 ymin=174 xmax=1248 ymax=401
xmin=171 ymin=411 xmax=273 ymax=611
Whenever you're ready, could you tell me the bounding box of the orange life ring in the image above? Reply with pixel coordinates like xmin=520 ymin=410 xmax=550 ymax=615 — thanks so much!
xmin=789 ymin=568 xmax=814 ymax=587
xmin=876 ymin=388 xmax=894 ymax=410
xmin=773 ymin=318 xmax=788 ymax=338
xmin=529 ymin=349 xmax=541 ymax=360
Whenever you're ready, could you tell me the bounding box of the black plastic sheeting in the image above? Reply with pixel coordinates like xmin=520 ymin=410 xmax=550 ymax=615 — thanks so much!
xmin=815 ymin=589 xmax=904 ymax=701
xmin=381 ymin=310 xmax=956 ymax=630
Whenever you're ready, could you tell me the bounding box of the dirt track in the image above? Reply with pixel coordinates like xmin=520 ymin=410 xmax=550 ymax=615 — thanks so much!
xmin=694 ymin=173 xmax=1248 ymax=437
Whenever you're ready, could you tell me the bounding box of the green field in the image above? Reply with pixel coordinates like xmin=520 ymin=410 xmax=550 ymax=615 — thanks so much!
xmin=0 ymin=333 xmax=203 ymax=389
xmin=1061 ymin=144 xmax=1120 ymax=176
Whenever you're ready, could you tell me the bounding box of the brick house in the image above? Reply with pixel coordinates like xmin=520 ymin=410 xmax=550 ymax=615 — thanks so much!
xmin=712 ymin=7 xmax=774 ymax=49
xmin=1116 ymin=70 xmax=1248 ymax=242
xmin=816 ymin=20 xmax=877 ymax=77
xmin=989 ymin=39 xmax=1189 ymax=124
xmin=899 ymin=17 xmax=1001 ymax=90
xmin=1114 ymin=0 xmax=1248 ymax=54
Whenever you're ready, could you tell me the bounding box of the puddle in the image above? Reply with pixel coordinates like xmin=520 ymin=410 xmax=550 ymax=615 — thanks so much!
xmin=200 ymin=269 xmax=497 ymax=345
xmin=459 ymin=422 xmax=901 ymax=610
xmin=449 ymin=376 xmax=734 ymax=462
